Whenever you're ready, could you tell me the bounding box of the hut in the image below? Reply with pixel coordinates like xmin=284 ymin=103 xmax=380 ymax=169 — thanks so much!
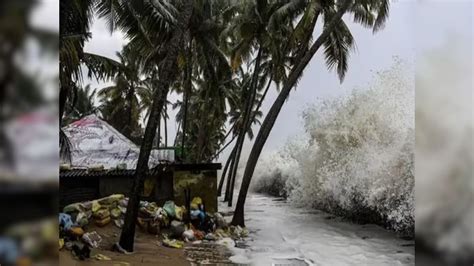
xmin=59 ymin=115 xmax=221 ymax=212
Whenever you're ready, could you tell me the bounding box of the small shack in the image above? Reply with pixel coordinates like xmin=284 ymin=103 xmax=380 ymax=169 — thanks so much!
xmin=60 ymin=115 xmax=221 ymax=212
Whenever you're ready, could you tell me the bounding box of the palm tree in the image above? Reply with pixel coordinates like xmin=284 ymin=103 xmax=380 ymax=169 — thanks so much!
xmin=63 ymin=84 xmax=98 ymax=125
xmin=60 ymin=0 xmax=94 ymax=120
xmin=97 ymin=46 xmax=148 ymax=143
xmin=60 ymin=0 xmax=121 ymax=161
xmin=94 ymin=0 xmax=195 ymax=252
xmin=232 ymin=0 xmax=391 ymax=226
xmin=220 ymin=0 xmax=301 ymax=206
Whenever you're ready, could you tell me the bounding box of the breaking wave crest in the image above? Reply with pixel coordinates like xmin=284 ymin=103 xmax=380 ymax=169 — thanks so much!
xmin=253 ymin=60 xmax=414 ymax=236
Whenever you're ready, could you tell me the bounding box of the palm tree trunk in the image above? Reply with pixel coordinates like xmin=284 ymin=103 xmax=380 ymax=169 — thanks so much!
xmin=118 ymin=1 xmax=194 ymax=252
xmin=231 ymin=0 xmax=352 ymax=227
xmin=181 ymin=42 xmax=192 ymax=161
xmin=59 ymin=85 xmax=68 ymax=123
xmin=227 ymin=48 xmax=263 ymax=206
xmin=224 ymin=151 xmax=235 ymax=201
xmin=163 ymin=105 xmax=168 ymax=147
xmin=218 ymin=144 xmax=236 ymax=196
xmin=157 ymin=118 xmax=161 ymax=147
xmin=127 ymin=88 xmax=134 ymax=138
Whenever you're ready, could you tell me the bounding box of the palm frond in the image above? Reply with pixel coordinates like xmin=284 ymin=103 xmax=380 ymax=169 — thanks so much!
xmin=322 ymin=8 xmax=354 ymax=81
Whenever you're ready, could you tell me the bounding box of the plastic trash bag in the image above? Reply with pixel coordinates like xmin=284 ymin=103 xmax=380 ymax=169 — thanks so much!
xmin=182 ymin=230 xmax=195 ymax=241
xmin=170 ymin=221 xmax=185 ymax=238
xmin=163 ymin=201 xmax=176 ymax=218
xmin=93 ymin=208 xmax=110 ymax=220
xmin=82 ymin=232 xmax=102 ymax=248
xmin=110 ymin=208 xmax=122 ymax=219
xmin=190 ymin=197 xmax=203 ymax=210
xmin=75 ymin=212 xmax=89 ymax=227
xmin=175 ymin=206 xmax=186 ymax=221
xmin=92 ymin=201 xmax=101 ymax=213
xmin=69 ymin=227 xmax=85 ymax=237
xmin=59 ymin=213 xmax=74 ymax=231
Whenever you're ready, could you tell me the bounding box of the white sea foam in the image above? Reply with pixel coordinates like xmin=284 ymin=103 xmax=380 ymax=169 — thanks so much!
xmin=252 ymin=60 xmax=415 ymax=234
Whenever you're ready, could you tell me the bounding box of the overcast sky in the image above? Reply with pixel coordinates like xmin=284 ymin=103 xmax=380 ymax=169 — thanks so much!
xmin=29 ymin=0 xmax=471 ymax=167
xmin=79 ymin=1 xmax=419 ymax=162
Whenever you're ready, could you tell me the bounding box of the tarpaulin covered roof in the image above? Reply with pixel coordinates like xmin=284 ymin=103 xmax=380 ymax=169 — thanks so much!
xmin=62 ymin=114 xmax=164 ymax=169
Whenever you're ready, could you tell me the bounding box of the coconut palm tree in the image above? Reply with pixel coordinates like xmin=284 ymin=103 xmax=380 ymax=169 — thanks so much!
xmin=97 ymin=46 xmax=148 ymax=143
xmin=94 ymin=0 xmax=195 ymax=251
xmin=60 ymin=0 xmax=122 ymax=161
xmin=63 ymin=84 xmax=98 ymax=125
xmin=232 ymin=0 xmax=391 ymax=226
xmin=221 ymin=0 xmax=302 ymax=206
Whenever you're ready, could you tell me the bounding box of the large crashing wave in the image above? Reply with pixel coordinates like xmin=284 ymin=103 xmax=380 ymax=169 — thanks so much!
xmin=252 ymin=60 xmax=414 ymax=236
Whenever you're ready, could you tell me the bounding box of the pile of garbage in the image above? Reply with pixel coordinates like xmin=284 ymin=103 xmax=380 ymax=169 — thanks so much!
xmin=0 ymin=218 xmax=57 ymax=265
xmin=59 ymin=194 xmax=248 ymax=260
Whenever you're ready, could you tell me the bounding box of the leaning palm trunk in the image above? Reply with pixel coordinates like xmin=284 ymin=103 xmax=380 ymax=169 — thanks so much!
xmin=224 ymin=146 xmax=236 ymax=201
xmin=231 ymin=0 xmax=353 ymax=227
xmin=218 ymin=144 xmax=236 ymax=196
xmin=219 ymin=76 xmax=271 ymax=197
xmin=227 ymin=48 xmax=263 ymax=206
xmin=118 ymin=1 xmax=194 ymax=252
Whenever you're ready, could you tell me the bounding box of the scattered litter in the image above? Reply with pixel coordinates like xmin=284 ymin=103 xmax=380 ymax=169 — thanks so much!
xmin=182 ymin=230 xmax=195 ymax=242
xmin=82 ymin=231 xmax=102 ymax=248
xmin=162 ymin=238 xmax=184 ymax=249
xmin=204 ymin=233 xmax=217 ymax=241
xmin=193 ymin=230 xmax=204 ymax=240
xmin=71 ymin=242 xmax=91 ymax=260
xmin=214 ymin=212 xmax=228 ymax=229
xmin=93 ymin=253 xmax=112 ymax=261
xmin=216 ymin=237 xmax=235 ymax=248
xmin=59 ymin=194 xmax=249 ymax=262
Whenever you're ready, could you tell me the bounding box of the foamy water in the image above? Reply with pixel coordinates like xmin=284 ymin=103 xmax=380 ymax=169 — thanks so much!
xmin=222 ymin=194 xmax=414 ymax=265
xmin=252 ymin=60 xmax=415 ymax=234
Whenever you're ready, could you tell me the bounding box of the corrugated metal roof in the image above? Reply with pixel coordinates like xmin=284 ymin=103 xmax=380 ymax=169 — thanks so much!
xmin=60 ymin=163 xmax=222 ymax=179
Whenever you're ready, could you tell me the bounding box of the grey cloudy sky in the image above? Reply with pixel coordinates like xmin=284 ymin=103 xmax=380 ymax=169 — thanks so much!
xmin=29 ymin=0 xmax=471 ymax=168
xmin=80 ymin=1 xmax=418 ymax=162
